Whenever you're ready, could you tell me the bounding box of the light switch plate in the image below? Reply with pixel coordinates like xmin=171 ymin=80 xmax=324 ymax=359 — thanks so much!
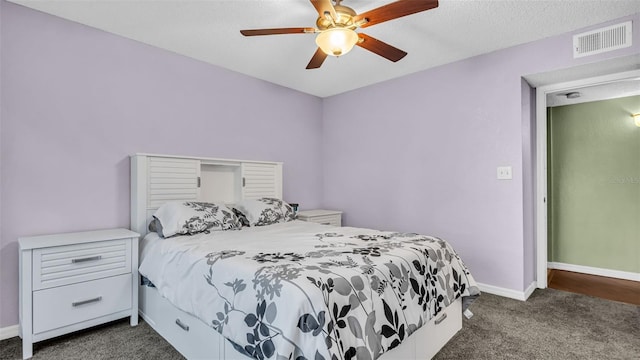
xmin=497 ymin=166 xmax=512 ymax=180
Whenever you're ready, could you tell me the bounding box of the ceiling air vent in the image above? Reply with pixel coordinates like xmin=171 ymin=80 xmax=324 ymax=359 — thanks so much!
xmin=573 ymin=21 xmax=632 ymax=58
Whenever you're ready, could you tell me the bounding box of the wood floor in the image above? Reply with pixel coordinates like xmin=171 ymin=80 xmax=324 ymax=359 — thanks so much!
xmin=548 ymin=269 xmax=640 ymax=306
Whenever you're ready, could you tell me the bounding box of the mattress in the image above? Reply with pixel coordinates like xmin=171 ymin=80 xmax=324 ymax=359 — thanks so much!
xmin=139 ymin=220 xmax=479 ymax=360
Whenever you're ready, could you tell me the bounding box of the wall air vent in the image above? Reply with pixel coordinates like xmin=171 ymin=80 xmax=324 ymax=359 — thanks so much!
xmin=573 ymin=21 xmax=632 ymax=58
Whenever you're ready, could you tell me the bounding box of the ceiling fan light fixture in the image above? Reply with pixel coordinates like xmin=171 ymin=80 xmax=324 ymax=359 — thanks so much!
xmin=240 ymin=0 xmax=440 ymax=69
xmin=316 ymin=27 xmax=358 ymax=57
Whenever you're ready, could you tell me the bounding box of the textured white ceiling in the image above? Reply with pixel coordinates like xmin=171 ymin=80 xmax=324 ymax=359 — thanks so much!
xmin=9 ymin=0 xmax=640 ymax=97
xmin=547 ymin=78 xmax=640 ymax=107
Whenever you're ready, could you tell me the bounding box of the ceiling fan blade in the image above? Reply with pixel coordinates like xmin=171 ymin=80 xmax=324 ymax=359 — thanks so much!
xmin=356 ymin=33 xmax=407 ymax=62
xmin=306 ymin=48 xmax=328 ymax=69
xmin=240 ymin=28 xmax=315 ymax=36
xmin=354 ymin=0 xmax=439 ymax=28
xmin=310 ymin=0 xmax=337 ymax=20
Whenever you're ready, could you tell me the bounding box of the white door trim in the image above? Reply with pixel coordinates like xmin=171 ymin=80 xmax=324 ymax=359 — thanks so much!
xmin=535 ymin=69 xmax=640 ymax=289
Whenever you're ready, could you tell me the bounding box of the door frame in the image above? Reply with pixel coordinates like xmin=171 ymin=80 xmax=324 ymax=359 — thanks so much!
xmin=535 ymin=69 xmax=640 ymax=289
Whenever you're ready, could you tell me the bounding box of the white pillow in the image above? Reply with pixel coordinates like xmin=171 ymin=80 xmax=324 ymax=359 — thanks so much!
xmin=153 ymin=201 xmax=241 ymax=238
xmin=235 ymin=198 xmax=296 ymax=226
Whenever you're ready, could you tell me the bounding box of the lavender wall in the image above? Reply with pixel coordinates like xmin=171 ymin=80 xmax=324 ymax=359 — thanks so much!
xmin=0 ymin=1 xmax=323 ymax=327
xmin=322 ymin=15 xmax=640 ymax=292
xmin=521 ymin=80 xmax=536 ymax=289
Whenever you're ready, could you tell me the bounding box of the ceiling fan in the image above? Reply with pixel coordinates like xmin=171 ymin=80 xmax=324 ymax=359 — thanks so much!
xmin=240 ymin=0 xmax=439 ymax=69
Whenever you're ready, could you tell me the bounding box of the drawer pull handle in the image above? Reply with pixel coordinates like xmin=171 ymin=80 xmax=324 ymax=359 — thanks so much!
xmin=175 ymin=319 xmax=190 ymax=332
xmin=321 ymin=222 xmax=331 ymax=225
xmin=72 ymin=255 xmax=102 ymax=263
xmin=72 ymin=296 xmax=102 ymax=307
xmin=434 ymin=313 xmax=448 ymax=325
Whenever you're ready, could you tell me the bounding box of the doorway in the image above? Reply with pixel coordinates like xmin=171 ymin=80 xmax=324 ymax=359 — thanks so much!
xmin=535 ymin=69 xmax=640 ymax=289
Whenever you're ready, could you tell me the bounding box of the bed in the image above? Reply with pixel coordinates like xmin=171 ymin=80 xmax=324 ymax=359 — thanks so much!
xmin=131 ymin=154 xmax=479 ymax=360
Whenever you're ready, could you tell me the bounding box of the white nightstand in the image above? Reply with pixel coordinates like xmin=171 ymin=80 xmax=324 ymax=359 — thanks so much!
xmin=19 ymin=228 xmax=140 ymax=359
xmin=297 ymin=209 xmax=342 ymax=227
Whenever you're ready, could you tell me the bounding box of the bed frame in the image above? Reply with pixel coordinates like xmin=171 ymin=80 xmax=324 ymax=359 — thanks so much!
xmin=130 ymin=153 xmax=462 ymax=360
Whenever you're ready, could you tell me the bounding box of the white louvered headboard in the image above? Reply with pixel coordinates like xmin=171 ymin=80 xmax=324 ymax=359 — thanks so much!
xmin=130 ymin=153 xmax=283 ymax=236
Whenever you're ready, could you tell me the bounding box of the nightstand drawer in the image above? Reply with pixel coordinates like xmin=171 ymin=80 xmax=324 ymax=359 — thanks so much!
xmin=297 ymin=210 xmax=342 ymax=227
xmin=33 ymin=239 xmax=131 ymax=290
xmin=304 ymin=214 xmax=341 ymax=226
xmin=32 ymin=274 xmax=132 ymax=334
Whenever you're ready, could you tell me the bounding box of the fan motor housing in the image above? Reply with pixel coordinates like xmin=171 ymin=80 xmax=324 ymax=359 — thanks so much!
xmin=316 ymin=5 xmax=356 ymax=30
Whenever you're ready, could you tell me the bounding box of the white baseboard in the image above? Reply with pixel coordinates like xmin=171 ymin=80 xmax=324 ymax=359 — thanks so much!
xmin=523 ymin=281 xmax=537 ymax=300
xmin=477 ymin=281 xmax=537 ymax=301
xmin=548 ymin=262 xmax=640 ymax=282
xmin=0 ymin=324 xmax=19 ymax=341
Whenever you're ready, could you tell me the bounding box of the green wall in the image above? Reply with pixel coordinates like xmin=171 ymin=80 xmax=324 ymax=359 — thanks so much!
xmin=548 ymin=95 xmax=640 ymax=273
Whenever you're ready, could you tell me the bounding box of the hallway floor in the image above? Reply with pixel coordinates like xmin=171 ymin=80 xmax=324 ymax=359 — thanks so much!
xmin=548 ymin=269 xmax=640 ymax=306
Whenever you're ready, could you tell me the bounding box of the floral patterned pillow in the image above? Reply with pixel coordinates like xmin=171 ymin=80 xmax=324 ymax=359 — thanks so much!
xmin=232 ymin=207 xmax=251 ymax=227
xmin=235 ymin=198 xmax=296 ymax=226
xmin=153 ymin=201 xmax=241 ymax=238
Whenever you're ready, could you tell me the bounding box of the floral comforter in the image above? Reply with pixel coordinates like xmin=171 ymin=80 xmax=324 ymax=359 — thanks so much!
xmin=139 ymin=220 xmax=479 ymax=360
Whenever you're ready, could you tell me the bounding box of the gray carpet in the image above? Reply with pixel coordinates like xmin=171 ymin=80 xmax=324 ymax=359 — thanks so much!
xmin=435 ymin=289 xmax=639 ymax=360
xmin=1 ymin=289 xmax=638 ymax=359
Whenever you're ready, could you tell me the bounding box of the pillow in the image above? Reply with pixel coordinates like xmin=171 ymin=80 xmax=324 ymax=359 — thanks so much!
xmin=235 ymin=198 xmax=296 ymax=226
xmin=232 ymin=207 xmax=251 ymax=228
xmin=152 ymin=201 xmax=241 ymax=238
xmin=148 ymin=218 xmax=162 ymax=234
